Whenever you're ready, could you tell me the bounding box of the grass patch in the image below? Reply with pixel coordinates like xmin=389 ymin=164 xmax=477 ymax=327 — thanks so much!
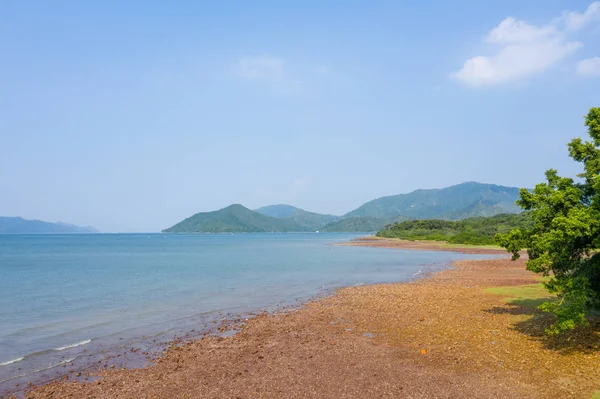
xmin=592 ymin=391 xmax=600 ymax=399
xmin=485 ymin=283 xmax=556 ymax=310
xmin=383 ymin=238 xmax=505 ymax=251
xmin=435 ymin=241 xmax=505 ymax=251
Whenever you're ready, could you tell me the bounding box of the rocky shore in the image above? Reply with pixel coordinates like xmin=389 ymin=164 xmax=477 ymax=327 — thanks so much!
xmin=24 ymin=242 xmax=600 ymax=399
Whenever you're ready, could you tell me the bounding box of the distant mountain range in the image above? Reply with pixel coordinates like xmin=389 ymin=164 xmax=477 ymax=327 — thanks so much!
xmin=162 ymin=182 xmax=525 ymax=233
xmin=0 ymin=217 xmax=99 ymax=234
xmin=343 ymin=181 xmax=521 ymax=220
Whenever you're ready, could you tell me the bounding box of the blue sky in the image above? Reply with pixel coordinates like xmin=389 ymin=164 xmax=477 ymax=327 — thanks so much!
xmin=1 ymin=1 xmax=599 ymax=232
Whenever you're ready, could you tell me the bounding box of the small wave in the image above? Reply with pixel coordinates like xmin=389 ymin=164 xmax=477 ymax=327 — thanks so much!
xmin=54 ymin=339 xmax=91 ymax=351
xmin=0 ymin=357 xmax=77 ymax=384
xmin=0 ymin=357 xmax=24 ymax=366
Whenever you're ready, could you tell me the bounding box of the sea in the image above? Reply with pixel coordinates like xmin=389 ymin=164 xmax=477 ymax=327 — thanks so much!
xmin=0 ymin=233 xmax=492 ymax=395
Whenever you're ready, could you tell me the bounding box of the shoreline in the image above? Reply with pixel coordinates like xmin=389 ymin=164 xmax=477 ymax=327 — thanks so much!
xmin=2 ymin=238 xmax=457 ymax=398
xmin=338 ymin=236 xmax=510 ymax=254
xmin=20 ymin=242 xmax=600 ymax=398
xmin=0 ymin=287 xmax=346 ymax=398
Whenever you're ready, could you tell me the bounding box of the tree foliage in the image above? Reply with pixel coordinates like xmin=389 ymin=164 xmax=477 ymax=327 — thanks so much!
xmin=377 ymin=213 xmax=531 ymax=245
xmin=497 ymin=108 xmax=600 ymax=334
xmin=323 ymin=216 xmax=395 ymax=232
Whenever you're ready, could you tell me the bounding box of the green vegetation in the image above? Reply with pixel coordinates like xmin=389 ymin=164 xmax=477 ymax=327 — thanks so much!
xmin=376 ymin=213 xmax=532 ymax=245
xmin=497 ymin=107 xmax=600 ymax=335
xmin=254 ymin=205 xmax=339 ymax=231
xmin=0 ymin=217 xmax=98 ymax=234
xmin=163 ymin=182 xmax=526 ymax=233
xmin=485 ymin=283 xmax=555 ymax=310
xmin=321 ymin=216 xmax=397 ymax=232
xmin=344 ymin=182 xmax=522 ymax=220
xmin=162 ymin=204 xmax=308 ymax=233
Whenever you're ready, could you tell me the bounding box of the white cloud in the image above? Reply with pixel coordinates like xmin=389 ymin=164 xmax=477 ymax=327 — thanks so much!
xmin=577 ymin=57 xmax=600 ymax=76
xmin=233 ymin=56 xmax=285 ymax=81
xmin=486 ymin=17 xmax=558 ymax=44
xmin=452 ymin=3 xmax=600 ymax=87
xmin=453 ymin=35 xmax=581 ymax=86
xmin=563 ymin=1 xmax=600 ymax=31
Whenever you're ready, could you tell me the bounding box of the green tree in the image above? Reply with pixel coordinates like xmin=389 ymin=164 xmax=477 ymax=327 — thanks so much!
xmin=497 ymin=108 xmax=600 ymax=334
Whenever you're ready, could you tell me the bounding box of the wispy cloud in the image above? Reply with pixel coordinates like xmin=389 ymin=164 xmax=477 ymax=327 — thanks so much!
xmin=253 ymin=177 xmax=312 ymax=204
xmin=315 ymin=65 xmax=330 ymax=76
xmin=232 ymin=57 xmax=331 ymax=94
xmin=577 ymin=57 xmax=600 ymax=76
xmin=452 ymin=2 xmax=600 ymax=87
xmin=292 ymin=177 xmax=311 ymax=189
xmin=233 ymin=56 xmax=285 ymax=81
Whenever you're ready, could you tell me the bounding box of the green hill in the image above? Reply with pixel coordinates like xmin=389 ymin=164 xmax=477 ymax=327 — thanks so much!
xmin=344 ymin=182 xmax=521 ymax=221
xmin=376 ymin=212 xmax=532 ymax=245
xmin=162 ymin=182 xmax=525 ymax=233
xmin=254 ymin=205 xmax=339 ymax=231
xmin=162 ymin=204 xmax=308 ymax=233
xmin=0 ymin=217 xmax=98 ymax=234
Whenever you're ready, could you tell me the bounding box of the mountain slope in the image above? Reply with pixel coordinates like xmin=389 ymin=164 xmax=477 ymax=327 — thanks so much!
xmin=254 ymin=205 xmax=339 ymax=230
xmin=0 ymin=217 xmax=98 ymax=234
xmin=162 ymin=204 xmax=308 ymax=233
xmin=162 ymin=182 xmax=524 ymax=233
xmin=344 ymin=182 xmax=521 ymax=221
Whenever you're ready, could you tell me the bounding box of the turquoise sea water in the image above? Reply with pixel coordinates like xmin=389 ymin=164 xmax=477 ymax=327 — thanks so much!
xmin=0 ymin=233 xmax=490 ymax=393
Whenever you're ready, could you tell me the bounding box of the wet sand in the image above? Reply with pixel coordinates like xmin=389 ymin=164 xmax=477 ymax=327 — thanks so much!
xmin=23 ymin=242 xmax=600 ymax=398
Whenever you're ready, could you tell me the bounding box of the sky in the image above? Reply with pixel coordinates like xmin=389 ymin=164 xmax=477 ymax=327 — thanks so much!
xmin=1 ymin=1 xmax=599 ymax=232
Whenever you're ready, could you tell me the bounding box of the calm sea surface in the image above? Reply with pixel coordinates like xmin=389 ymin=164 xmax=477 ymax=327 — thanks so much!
xmin=0 ymin=233 xmax=491 ymax=392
